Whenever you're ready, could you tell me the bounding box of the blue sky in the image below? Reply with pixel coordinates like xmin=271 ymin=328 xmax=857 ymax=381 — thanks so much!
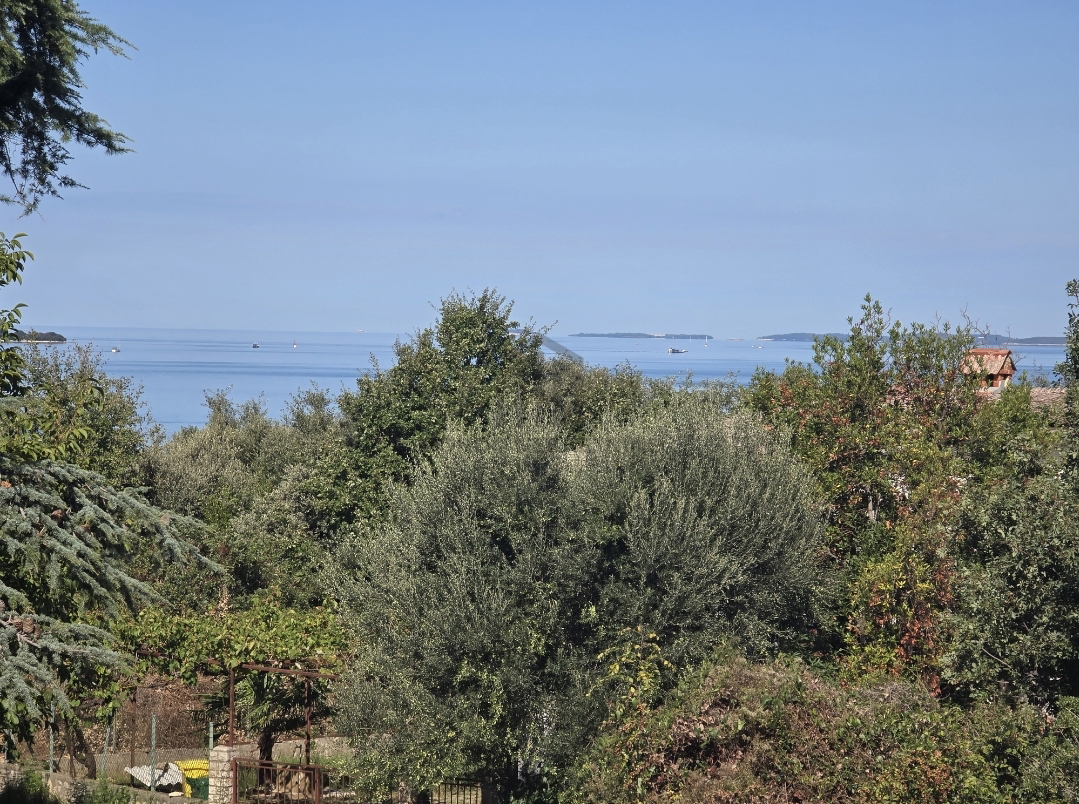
xmin=9 ymin=1 xmax=1079 ymax=337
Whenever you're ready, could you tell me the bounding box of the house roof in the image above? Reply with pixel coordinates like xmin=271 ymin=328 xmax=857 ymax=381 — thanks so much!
xmin=962 ymin=348 xmax=1017 ymax=377
xmin=1030 ymin=387 xmax=1065 ymax=408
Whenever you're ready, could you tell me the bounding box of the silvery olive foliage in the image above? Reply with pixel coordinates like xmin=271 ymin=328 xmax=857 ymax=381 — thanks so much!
xmin=327 ymin=396 xmax=822 ymax=792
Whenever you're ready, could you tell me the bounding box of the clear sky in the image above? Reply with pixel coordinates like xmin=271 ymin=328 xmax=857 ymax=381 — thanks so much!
xmin=9 ymin=0 xmax=1079 ymax=338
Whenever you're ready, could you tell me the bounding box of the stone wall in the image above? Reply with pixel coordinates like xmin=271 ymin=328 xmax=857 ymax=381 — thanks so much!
xmin=207 ymin=744 xmax=257 ymax=804
xmin=0 ymin=763 xmax=21 ymax=786
xmin=206 ymin=737 xmax=349 ymax=804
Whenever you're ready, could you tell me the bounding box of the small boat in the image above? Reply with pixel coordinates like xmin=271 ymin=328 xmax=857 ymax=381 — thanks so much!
xmin=293 ymin=340 xmax=297 ymax=348
xmin=668 ymin=347 xmax=688 ymax=354
xmin=111 ymin=346 xmax=120 ymax=353
xmin=252 ymin=342 xmax=260 ymax=349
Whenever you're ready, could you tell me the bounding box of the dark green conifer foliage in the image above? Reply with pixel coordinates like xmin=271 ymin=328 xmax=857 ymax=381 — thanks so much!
xmin=0 ymin=460 xmax=209 ymax=743
xmin=2 ymin=247 xmax=210 ymax=742
xmin=0 ymin=0 xmax=130 ymax=214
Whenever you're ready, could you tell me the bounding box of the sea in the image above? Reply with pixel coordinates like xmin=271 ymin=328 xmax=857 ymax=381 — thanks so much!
xmin=33 ymin=326 xmax=1067 ymax=433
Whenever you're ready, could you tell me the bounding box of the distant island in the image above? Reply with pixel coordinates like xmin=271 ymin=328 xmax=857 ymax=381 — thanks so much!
xmin=759 ymin=332 xmax=1064 ymax=345
xmin=758 ymin=332 xmax=848 ymax=342
xmin=570 ymin=332 xmax=714 ymax=340
xmin=13 ymin=328 xmax=65 ymax=343
xmin=974 ymin=334 xmax=1065 ymax=346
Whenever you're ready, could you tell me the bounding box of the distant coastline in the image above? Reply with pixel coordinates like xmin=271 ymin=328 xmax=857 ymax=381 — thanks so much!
xmin=757 ymin=332 xmax=848 ymax=342
xmin=13 ymin=328 xmax=66 ymax=343
xmin=571 ymin=332 xmax=714 ymax=340
xmin=759 ymin=332 xmax=1065 ymax=346
xmin=975 ymin=334 xmax=1066 ymax=346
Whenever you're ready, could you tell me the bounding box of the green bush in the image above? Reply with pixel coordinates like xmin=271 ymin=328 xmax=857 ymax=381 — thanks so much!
xmin=329 ymin=397 xmax=823 ymax=795
xmin=945 ymin=475 xmax=1079 ymax=705
xmin=0 ymin=773 xmax=57 ymax=804
xmin=72 ymin=780 xmax=132 ymax=804
xmin=573 ymin=651 xmax=1079 ymax=804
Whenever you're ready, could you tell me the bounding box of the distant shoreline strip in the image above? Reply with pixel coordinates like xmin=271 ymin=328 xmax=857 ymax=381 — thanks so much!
xmin=758 ymin=332 xmax=1065 ymax=345
xmin=570 ymin=332 xmax=714 ymax=340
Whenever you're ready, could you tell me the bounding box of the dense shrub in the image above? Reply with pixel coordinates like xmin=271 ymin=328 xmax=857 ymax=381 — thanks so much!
xmin=945 ymin=475 xmax=1079 ymax=705
xmin=574 ymin=651 xmax=1079 ymax=804
xmin=0 ymin=773 xmax=55 ymax=804
xmin=741 ymin=296 xmax=1066 ymax=689
xmin=328 ymin=397 xmax=822 ymax=794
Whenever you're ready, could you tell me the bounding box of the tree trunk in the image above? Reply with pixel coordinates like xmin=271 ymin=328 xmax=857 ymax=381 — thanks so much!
xmin=257 ymin=727 xmax=275 ymax=763
xmin=256 ymin=728 xmax=276 ymax=792
xmin=73 ymin=721 xmax=98 ymax=779
xmin=63 ymin=720 xmax=97 ymax=779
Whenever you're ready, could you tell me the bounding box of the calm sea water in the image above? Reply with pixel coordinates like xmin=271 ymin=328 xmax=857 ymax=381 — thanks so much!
xmin=39 ymin=326 xmax=1066 ymax=432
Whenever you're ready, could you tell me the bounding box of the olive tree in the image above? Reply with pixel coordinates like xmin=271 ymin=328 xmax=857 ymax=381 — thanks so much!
xmin=327 ymin=396 xmax=822 ymax=796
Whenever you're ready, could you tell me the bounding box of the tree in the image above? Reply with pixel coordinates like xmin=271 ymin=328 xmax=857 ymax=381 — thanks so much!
xmin=328 ymin=396 xmax=821 ymax=795
xmin=1055 ymin=279 xmax=1079 ymax=485
xmin=0 ymin=0 xmax=130 ymax=214
xmin=944 ymin=474 xmax=1079 ymax=705
xmin=125 ymin=599 xmax=349 ymax=762
xmin=0 ymin=231 xmax=124 ymax=464
xmin=0 ymin=230 xmax=29 ymax=399
xmin=10 ymin=340 xmax=161 ymax=486
xmin=327 ymin=289 xmax=546 ymax=524
xmin=743 ymin=296 xmax=989 ymax=685
xmin=0 ymin=229 xmax=212 ymax=748
xmin=144 ymin=389 xmax=344 ymax=608
xmin=940 ymin=280 xmax=1079 ymax=706
xmin=0 ymin=460 xmax=210 ymax=746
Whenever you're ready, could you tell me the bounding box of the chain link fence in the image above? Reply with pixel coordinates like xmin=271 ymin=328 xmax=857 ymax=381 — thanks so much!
xmin=4 ymin=677 xmax=218 ymax=797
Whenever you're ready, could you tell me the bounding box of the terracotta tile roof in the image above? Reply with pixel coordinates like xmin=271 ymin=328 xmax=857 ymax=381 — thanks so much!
xmin=976 ymin=386 xmax=1064 ymax=408
xmin=962 ymin=348 xmax=1017 ymax=378
xmin=1029 ymin=387 xmax=1065 ymax=408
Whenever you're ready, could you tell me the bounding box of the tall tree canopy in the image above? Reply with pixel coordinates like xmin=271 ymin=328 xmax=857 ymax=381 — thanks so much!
xmin=328 ymin=396 xmax=822 ymax=794
xmin=0 ymin=232 xmax=211 ymax=747
xmin=0 ymin=0 xmax=129 ymax=214
xmin=0 ymin=460 xmax=210 ymax=743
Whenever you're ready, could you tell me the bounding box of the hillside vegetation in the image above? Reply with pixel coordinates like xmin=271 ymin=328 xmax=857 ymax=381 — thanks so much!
xmin=4 ymin=270 xmax=1079 ymax=802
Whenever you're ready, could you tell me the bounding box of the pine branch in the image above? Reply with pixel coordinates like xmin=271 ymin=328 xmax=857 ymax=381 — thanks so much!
xmin=0 ymin=457 xmax=219 ymax=742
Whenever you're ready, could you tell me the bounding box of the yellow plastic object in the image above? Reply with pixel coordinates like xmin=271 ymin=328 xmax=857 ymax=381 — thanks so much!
xmin=176 ymin=760 xmax=209 ymax=798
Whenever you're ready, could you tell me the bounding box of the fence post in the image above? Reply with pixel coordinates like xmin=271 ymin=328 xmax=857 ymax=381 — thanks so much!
xmin=130 ymin=689 xmax=137 ymax=773
xmin=209 ymin=721 xmax=214 ymax=752
xmin=100 ymin=719 xmax=112 ymax=781
xmin=48 ymin=703 xmax=54 ymax=776
xmin=304 ymin=678 xmax=311 ymax=765
xmin=228 ymin=669 xmax=235 ymax=747
xmin=149 ymin=713 xmax=157 ymax=791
